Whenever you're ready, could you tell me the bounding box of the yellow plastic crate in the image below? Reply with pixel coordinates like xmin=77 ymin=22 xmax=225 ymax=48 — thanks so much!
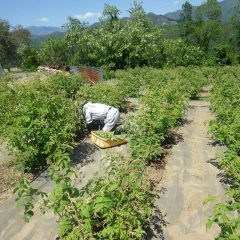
xmin=91 ymin=131 xmax=127 ymax=149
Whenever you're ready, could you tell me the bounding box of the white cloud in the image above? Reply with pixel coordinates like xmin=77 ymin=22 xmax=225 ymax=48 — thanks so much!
xmin=173 ymin=0 xmax=179 ymax=5
xmin=74 ymin=12 xmax=101 ymax=21
xmin=38 ymin=17 xmax=49 ymax=23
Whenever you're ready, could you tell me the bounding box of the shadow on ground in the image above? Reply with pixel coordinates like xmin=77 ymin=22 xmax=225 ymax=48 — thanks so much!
xmin=163 ymin=131 xmax=184 ymax=150
xmin=143 ymin=188 xmax=169 ymax=240
xmin=72 ymin=141 xmax=97 ymax=166
xmin=207 ymin=140 xmax=232 ymax=187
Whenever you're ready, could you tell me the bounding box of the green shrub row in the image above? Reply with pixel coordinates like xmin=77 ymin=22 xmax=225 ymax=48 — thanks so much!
xmin=48 ymin=68 xmax=205 ymax=239
xmin=9 ymin=67 xmax=205 ymax=239
xmin=124 ymin=67 xmax=204 ymax=161
xmin=207 ymin=67 xmax=240 ymax=239
xmin=0 ymin=73 xmax=85 ymax=171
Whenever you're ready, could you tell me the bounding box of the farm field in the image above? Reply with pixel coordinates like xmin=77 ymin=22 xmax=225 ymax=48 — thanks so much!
xmin=0 ymin=66 xmax=239 ymax=239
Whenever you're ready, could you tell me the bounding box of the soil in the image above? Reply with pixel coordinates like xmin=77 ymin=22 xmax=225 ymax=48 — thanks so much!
xmin=0 ymin=164 xmax=24 ymax=204
xmin=0 ymin=143 xmax=22 ymax=204
xmin=151 ymin=99 xmax=225 ymax=240
xmin=0 ymin=142 xmax=34 ymax=205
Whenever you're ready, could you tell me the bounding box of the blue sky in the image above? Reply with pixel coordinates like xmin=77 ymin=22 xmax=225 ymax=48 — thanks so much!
xmin=0 ymin=0 xmax=206 ymax=27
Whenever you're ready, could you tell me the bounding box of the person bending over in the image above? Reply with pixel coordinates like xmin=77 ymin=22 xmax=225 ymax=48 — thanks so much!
xmin=83 ymin=102 xmax=120 ymax=132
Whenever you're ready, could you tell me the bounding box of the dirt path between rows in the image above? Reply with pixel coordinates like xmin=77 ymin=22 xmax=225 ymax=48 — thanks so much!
xmin=155 ymin=100 xmax=225 ymax=240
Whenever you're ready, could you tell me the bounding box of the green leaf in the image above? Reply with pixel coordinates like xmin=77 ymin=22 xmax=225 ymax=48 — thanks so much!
xmin=94 ymin=203 xmax=105 ymax=213
xmin=58 ymin=217 xmax=72 ymax=237
xmin=81 ymin=204 xmax=92 ymax=218
xmin=108 ymin=183 xmax=118 ymax=192
xmin=203 ymin=195 xmax=218 ymax=205
xmin=206 ymin=220 xmax=213 ymax=230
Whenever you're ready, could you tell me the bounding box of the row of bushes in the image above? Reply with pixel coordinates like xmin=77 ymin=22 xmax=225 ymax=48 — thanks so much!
xmin=1 ymin=72 xmax=146 ymax=238
xmin=49 ymin=68 xmax=206 ymax=239
xmin=0 ymin=72 xmax=133 ymax=171
xmin=207 ymin=67 xmax=240 ymax=239
xmin=121 ymin=67 xmax=205 ymax=161
xmin=3 ymin=67 xmax=205 ymax=239
xmin=0 ymin=73 xmax=85 ymax=171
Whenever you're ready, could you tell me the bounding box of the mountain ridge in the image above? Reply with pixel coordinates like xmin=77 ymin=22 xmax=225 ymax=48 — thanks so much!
xmin=28 ymin=0 xmax=238 ymax=38
xmin=27 ymin=26 xmax=65 ymax=36
xmin=27 ymin=13 xmax=179 ymax=36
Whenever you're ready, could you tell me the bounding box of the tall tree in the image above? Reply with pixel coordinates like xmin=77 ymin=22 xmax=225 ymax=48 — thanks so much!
xmin=17 ymin=44 xmax=38 ymax=71
xmin=0 ymin=19 xmax=14 ymax=68
xmin=0 ymin=20 xmax=31 ymax=69
xmin=126 ymin=1 xmax=163 ymax=67
xmin=97 ymin=4 xmax=125 ymax=69
xmin=101 ymin=4 xmax=120 ymax=23
xmin=11 ymin=25 xmax=31 ymax=66
xmin=63 ymin=17 xmax=88 ymax=65
xmin=232 ymin=0 xmax=240 ymax=58
xmin=180 ymin=1 xmax=194 ymax=43
xmin=11 ymin=25 xmax=31 ymax=46
xmin=194 ymin=0 xmax=222 ymax=52
xmin=38 ymin=37 xmax=68 ymax=69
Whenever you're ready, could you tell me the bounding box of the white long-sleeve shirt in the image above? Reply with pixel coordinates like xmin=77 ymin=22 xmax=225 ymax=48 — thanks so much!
xmin=82 ymin=102 xmax=111 ymax=124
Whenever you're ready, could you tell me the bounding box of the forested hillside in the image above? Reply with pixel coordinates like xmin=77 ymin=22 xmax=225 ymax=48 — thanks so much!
xmin=165 ymin=0 xmax=239 ymax=21
xmin=30 ymin=0 xmax=239 ymax=48
xmin=1 ymin=0 xmax=240 ymax=71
